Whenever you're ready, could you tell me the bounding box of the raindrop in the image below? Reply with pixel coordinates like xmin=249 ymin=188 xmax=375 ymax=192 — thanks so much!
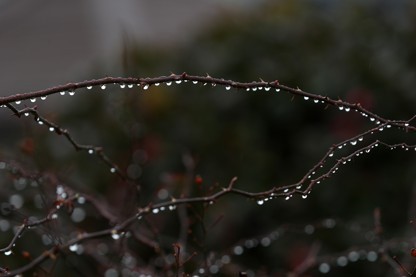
xmin=358 ymin=137 xmax=364 ymax=141
xmin=143 ymin=84 xmax=149 ymax=90
xmin=127 ymin=84 xmax=133 ymax=88
xmin=41 ymin=96 xmax=47 ymax=100
xmin=370 ymin=117 xmax=375 ymax=121
xmin=51 ymin=213 xmax=58 ymax=219
xmin=152 ymin=208 xmax=159 ymax=214
xmin=49 ymin=127 xmax=55 ymax=132
xmin=337 ymin=256 xmax=348 ymax=267
xmin=60 ymin=91 xmax=66 ymax=96
xmin=4 ymin=250 xmax=12 ymax=256
xmin=304 ymin=96 xmax=309 ymax=100
xmin=87 ymin=86 xmax=93 ymax=90
xmin=69 ymin=244 xmax=78 ymax=252
xmin=175 ymin=80 xmax=182 ymax=84
xmin=302 ymin=194 xmax=308 ymax=199
xmin=225 ymin=86 xmax=231 ymax=90
xmin=15 ymin=101 xmax=21 ymax=105
xmin=405 ymin=123 xmax=410 ymax=127
xmin=233 ymin=246 xmax=244 ymax=255
xmin=376 ymin=121 xmax=381 ymax=124
xmin=338 ymin=145 xmax=343 ymax=149
xmin=348 ymin=251 xmax=359 ymax=262
xmin=285 ymin=196 xmax=290 ymax=200
xmin=38 ymin=120 xmax=43 ymax=125
xmin=350 ymin=140 xmax=357 ymax=146
xmin=69 ymin=90 xmax=75 ymax=96
xmin=120 ymin=84 xmax=126 ymax=88
xmin=101 ymin=84 xmax=106 ymax=90
xmin=88 ymin=149 xmax=94 ymax=154
xmin=367 ymin=251 xmax=377 ymax=262
xmin=386 ymin=124 xmax=391 ymax=128
xmin=257 ymin=199 xmax=264 ymax=206
xmin=329 ymin=152 xmax=334 ymax=157
xmin=168 ymin=205 xmax=176 ymax=211
xmin=284 ymin=189 xmax=289 ymax=193
xmin=110 ymin=167 xmax=116 ymax=173
xmin=275 ymin=88 xmax=280 ymax=92
xmin=166 ymin=82 xmax=172 ymax=86
xmin=345 ymin=107 xmax=351 ymax=112
xmin=338 ymin=106 xmax=344 ymax=110
xmin=314 ymin=99 xmax=319 ymax=103
xmin=111 ymin=232 xmax=120 ymax=240
xmin=296 ymin=185 xmax=302 ymax=189
xmin=154 ymin=83 xmax=160 ymax=86
xmin=252 ymin=87 xmax=257 ymax=91
xmin=192 ymin=80 xmax=198 ymax=84
xmin=379 ymin=127 xmax=384 ymax=131
xmin=265 ymin=87 xmax=271 ymax=91
xmin=24 ymin=113 xmax=29 ymax=117
xmin=246 ymin=88 xmax=250 ymax=91
xmin=30 ymin=98 xmax=36 ymax=102
xmin=319 ymin=263 xmax=330 ymax=274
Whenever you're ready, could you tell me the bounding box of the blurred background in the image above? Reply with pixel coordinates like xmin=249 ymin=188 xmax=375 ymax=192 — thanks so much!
xmin=1 ymin=0 xmax=416 ymax=276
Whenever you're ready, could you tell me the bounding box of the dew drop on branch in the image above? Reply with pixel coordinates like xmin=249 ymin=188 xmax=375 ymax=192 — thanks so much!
xmin=69 ymin=90 xmax=75 ymax=96
xmin=60 ymin=91 xmax=66 ymax=96
xmin=49 ymin=127 xmax=55 ymax=132
xmin=24 ymin=112 xmax=29 ymax=117
xmin=100 ymin=84 xmax=106 ymax=90
xmin=88 ymin=149 xmax=94 ymax=155
xmin=127 ymin=84 xmax=133 ymax=88
xmin=350 ymin=140 xmax=357 ymax=146
xmin=265 ymin=87 xmax=271 ymax=91
xmin=87 ymin=86 xmax=93 ymax=90
xmin=41 ymin=96 xmax=47 ymax=100
xmin=225 ymin=86 xmax=231 ymax=90
xmin=30 ymin=98 xmax=36 ymax=102
xmin=110 ymin=167 xmax=116 ymax=173
xmin=257 ymin=199 xmax=264 ymax=206
xmin=154 ymin=83 xmax=160 ymax=86
xmin=15 ymin=101 xmax=21 ymax=105
xmin=314 ymin=99 xmax=319 ymax=103
xmin=192 ymin=80 xmax=198 ymax=84
xmin=166 ymin=82 xmax=172 ymax=86
xmin=275 ymin=88 xmax=280 ymax=92
xmin=175 ymin=80 xmax=182 ymax=84
xmin=4 ymin=250 xmax=12 ymax=256
xmin=304 ymin=96 xmax=309 ymax=101
xmin=143 ymin=84 xmax=149 ymax=90
xmin=120 ymin=83 xmax=126 ymax=89
xmin=69 ymin=244 xmax=78 ymax=252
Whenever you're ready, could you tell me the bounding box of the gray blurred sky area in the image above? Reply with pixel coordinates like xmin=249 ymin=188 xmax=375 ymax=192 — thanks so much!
xmin=0 ymin=0 xmax=256 ymax=95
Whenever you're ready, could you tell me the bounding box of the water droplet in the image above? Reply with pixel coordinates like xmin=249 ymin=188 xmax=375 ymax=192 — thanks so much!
xmin=152 ymin=208 xmax=159 ymax=214
xmin=175 ymin=80 xmax=182 ymax=84
xmin=154 ymin=83 xmax=160 ymax=86
xmin=358 ymin=137 xmax=364 ymax=141
xmin=30 ymin=98 xmax=36 ymax=102
xmin=405 ymin=123 xmax=410 ymax=127
xmin=69 ymin=244 xmax=78 ymax=252
xmin=192 ymin=80 xmax=198 ymax=84
xmin=225 ymin=86 xmax=231 ymax=90
xmin=296 ymin=185 xmax=302 ymax=189
xmin=4 ymin=250 xmax=12 ymax=256
xmin=166 ymin=82 xmax=172 ymax=86
xmin=367 ymin=251 xmax=377 ymax=262
xmin=284 ymin=189 xmax=289 ymax=193
xmin=314 ymin=99 xmax=319 ymax=103
xmin=329 ymin=152 xmax=334 ymax=157
xmin=275 ymin=88 xmax=280 ymax=92
xmin=143 ymin=84 xmax=149 ymax=90
xmin=338 ymin=106 xmax=344 ymax=110
xmin=69 ymin=90 xmax=75 ymax=96
xmin=376 ymin=121 xmax=381 ymax=125
xmin=233 ymin=246 xmax=244 ymax=255
xmin=15 ymin=101 xmax=21 ymax=105
xmin=127 ymin=84 xmax=133 ymax=88
xmin=337 ymin=256 xmax=348 ymax=267
xmin=379 ymin=127 xmax=384 ymax=131
xmin=319 ymin=263 xmax=330 ymax=274
xmin=168 ymin=205 xmax=176 ymax=211
xmin=246 ymin=88 xmax=250 ymax=91
xmin=302 ymin=194 xmax=308 ymax=199
xmin=100 ymin=84 xmax=106 ymax=90
xmin=110 ymin=168 xmax=116 ymax=173
xmin=345 ymin=107 xmax=351 ymax=112
xmin=348 ymin=251 xmax=359 ymax=262
xmin=257 ymin=199 xmax=264 ymax=206
xmin=49 ymin=127 xmax=55 ymax=132
xmin=386 ymin=124 xmax=391 ymax=128
xmin=370 ymin=117 xmax=375 ymax=121
xmin=252 ymin=87 xmax=257 ymax=91
xmin=120 ymin=83 xmax=126 ymax=88
xmin=41 ymin=96 xmax=47 ymax=100
xmin=111 ymin=232 xmax=120 ymax=240
xmin=60 ymin=91 xmax=66 ymax=96
xmin=304 ymin=96 xmax=309 ymax=100
xmin=285 ymin=196 xmax=290 ymax=200
xmin=51 ymin=213 xmax=58 ymax=219
xmin=88 ymin=149 xmax=94 ymax=154
xmin=24 ymin=112 xmax=29 ymax=117
xmin=338 ymin=145 xmax=343 ymax=149
xmin=350 ymin=140 xmax=357 ymax=146
xmin=38 ymin=120 xmax=43 ymax=125
xmin=87 ymin=86 xmax=93 ymax=90
xmin=265 ymin=87 xmax=271 ymax=91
